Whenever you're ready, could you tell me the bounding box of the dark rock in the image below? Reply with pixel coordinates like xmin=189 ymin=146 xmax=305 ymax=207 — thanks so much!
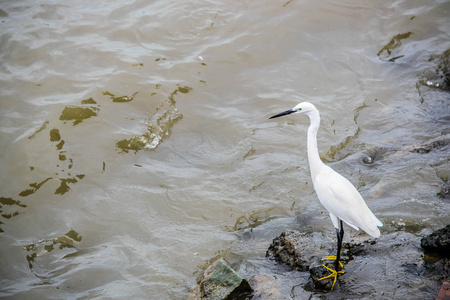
xmin=266 ymin=231 xmax=330 ymax=272
xmin=422 ymin=256 xmax=450 ymax=284
xmin=421 ymin=224 xmax=450 ymax=258
xmin=267 ymin=231 xmax=358 ymax=292
xmin=266 ymin=231 xmax=384 ymax=293
xmin=198 ymin=258 xmax=253 ymax=300
xmin=343 ymin=240 xmax=376 ymax=257
xmin=305 ymin=259 xmax=337 ymax=291
xmin=420 ymin=225 xmax=450 ymax=284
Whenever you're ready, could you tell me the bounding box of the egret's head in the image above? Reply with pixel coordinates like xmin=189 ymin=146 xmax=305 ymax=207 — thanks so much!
xmin=269 ymin=102 xmax=316 ymax=119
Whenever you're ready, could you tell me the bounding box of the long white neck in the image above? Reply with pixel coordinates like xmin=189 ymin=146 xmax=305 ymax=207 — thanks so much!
xmin=306 ymin=109 xmax=325 ymax=183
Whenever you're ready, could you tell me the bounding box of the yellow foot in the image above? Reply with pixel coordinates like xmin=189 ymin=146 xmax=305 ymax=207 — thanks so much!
xmin=318 ymin=257 xmax=344 ymax=290
xmin=321 ymin=256 xmax=343 ymax=269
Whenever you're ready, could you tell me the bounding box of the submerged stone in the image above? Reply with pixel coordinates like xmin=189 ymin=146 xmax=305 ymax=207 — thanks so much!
xmin=116 ymin=136 xmax=148 ymax=153
xmin=103 ymin=91 xmax=138 ymax=102
xmin=80 ymin=97 xmax=97 ymax=105
xmin=49 ymin=128 xmax=61 ymax=142
xmin=377 ymin=31 xmax=412 ymax=61
xmin=199 ymin=258 xmax=252 ymax=300
xmin=59 ymin=105 xmax=97 ymax=125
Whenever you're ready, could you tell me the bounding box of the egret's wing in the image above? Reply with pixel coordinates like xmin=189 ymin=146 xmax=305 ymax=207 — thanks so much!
xmin=314 ymin=166 xmax=382 ymax=237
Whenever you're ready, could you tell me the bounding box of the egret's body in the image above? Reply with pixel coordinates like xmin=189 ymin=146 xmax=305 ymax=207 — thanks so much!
xmin=270 ymin=102 xmax=382 ymax=289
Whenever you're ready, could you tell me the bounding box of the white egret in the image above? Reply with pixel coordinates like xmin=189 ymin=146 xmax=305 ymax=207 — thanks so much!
xmin=270 ymin=102 xmax=382 ymax=289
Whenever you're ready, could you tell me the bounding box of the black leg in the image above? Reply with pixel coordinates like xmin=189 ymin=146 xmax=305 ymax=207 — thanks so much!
xmin=335 ymin=220 xmax=344 ymax=271
xmin=318 ymin=220 xmax=345 ymax=289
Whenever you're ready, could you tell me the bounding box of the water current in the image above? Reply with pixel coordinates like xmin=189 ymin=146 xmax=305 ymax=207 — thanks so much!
xmin=0 ymin=0 xmax=449 ymax=299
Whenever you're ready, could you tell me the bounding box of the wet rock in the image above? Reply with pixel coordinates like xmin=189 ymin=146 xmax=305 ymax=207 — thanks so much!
xmin=344 ymin=240 xmax=376 ymax=256
xmin=266 ymin=230 xmax=383 ymax=292
xmin=266 ymin=231 xmax=330 ymax=272
xmin=115 ymin=86 xmax=185 ymax=153
xmin=59 ymin=105 xmax=98 ymax=125
xmin=377 ymin=31 xmax=412 ymax=62
xmin=361 ymin=147 xmax=391 ymax=165
xmin=266 ymin=230 xmax=354 ymax=292
xmin=305 ymin=242 xmax=364 ymax=291
xmin=418 ymin=225 xmax=450 ymax=285
xmin=421 ymin=47 xmax=450 ymax=92
xmin=421 ymin=224 xmax=450 ymax=258
xmin=305 ymin=259 xmax=336 ymax=291
xmin=197 ymin=258 xmax=252 ymax=300
xmin=249 ymin=274 xmax=281 ymax=299
xmin=362 ymin=134 xmax=450 ymax=163
xmin=201 ymin=230 xmax=443 ymax=298
xmin=422 ymin=255 xmax=450 ymax=285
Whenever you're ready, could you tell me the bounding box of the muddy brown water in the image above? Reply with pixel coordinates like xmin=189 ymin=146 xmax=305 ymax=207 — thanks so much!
xmin=0 ymin=0 xmax=449 ymax=299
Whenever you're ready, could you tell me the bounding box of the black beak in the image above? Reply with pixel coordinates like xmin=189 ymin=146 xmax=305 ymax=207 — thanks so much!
xmin=269 ymin=109 xmax=295 ymax=119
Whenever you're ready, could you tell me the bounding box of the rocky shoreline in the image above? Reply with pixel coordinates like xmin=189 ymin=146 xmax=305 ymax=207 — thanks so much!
xmin=190 ymin=224 xmax=450 ymax=299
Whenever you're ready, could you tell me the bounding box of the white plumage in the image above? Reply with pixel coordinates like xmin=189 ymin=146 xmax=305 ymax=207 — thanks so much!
xmin=270 ymin=101 xmax=382 ymax=289
xmin=314 ymin=165 xmax=382 ymax=237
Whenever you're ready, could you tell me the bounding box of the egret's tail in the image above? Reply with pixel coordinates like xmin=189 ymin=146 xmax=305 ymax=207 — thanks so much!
xmin=365 ymin=215 xmax=383 ymax=238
